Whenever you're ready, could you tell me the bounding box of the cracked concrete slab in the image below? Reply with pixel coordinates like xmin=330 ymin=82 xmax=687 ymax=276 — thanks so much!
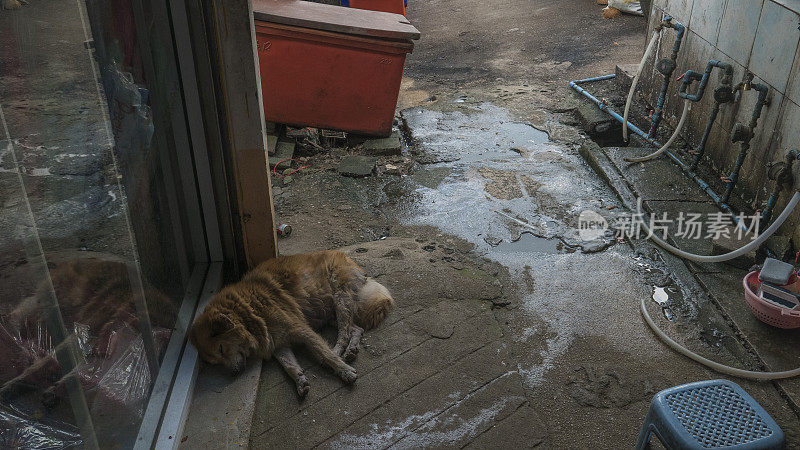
xmin=603 ymin=147 xmax=712 ymax=202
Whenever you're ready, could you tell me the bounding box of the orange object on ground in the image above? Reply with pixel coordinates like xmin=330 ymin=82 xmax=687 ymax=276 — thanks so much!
xmin=253 ymin=0 xmax=420 ymax=136
xmin=346 ymin=0 xmax=405 ymax=15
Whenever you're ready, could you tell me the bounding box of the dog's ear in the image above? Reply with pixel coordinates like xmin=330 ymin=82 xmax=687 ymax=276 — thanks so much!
xmin=210 ymin=313 xmax=235 ymax=337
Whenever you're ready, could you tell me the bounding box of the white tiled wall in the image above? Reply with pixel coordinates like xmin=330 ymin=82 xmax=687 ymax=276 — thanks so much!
xmin=691 ymin=0 xmax=728 ymax=46
xmin=750 ymin=0 xmax=800 ymax=92
xmin=788 ymin=43 xmax=800 ymax=105
xmin=647 ymin=0 xmax=800 ymax=208
xmin=718 ymin=0 xmax=765 ymax=66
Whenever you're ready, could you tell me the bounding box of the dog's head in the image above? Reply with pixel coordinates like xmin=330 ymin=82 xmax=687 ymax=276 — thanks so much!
xmin=189 ymin=303 xmax=265 ymax=376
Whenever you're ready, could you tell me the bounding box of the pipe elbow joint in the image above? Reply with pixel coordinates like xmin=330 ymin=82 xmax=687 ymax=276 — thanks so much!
xmin=678 ymin=70 xmax=705 ymax=101
xmin=710 ymin=60 xmax=734 ymax=84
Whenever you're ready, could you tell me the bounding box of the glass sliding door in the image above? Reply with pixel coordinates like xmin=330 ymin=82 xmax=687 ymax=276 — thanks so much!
xmin=0 ymin=0 xmax=211 ymax=447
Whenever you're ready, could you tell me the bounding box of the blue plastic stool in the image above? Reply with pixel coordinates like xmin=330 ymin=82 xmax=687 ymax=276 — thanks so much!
xmin=636 ymin=379 xmax=784 ymax=449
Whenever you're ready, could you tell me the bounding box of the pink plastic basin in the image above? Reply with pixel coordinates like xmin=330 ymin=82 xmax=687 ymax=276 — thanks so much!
xmin=743 ymin=271 xmax=800 ymax=329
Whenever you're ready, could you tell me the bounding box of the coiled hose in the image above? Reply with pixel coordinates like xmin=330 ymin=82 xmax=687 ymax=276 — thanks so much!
xmin=623 ymin=30 xmax=660 ymax=142
xmin=624 ymin=99 xmax=691 ymax=163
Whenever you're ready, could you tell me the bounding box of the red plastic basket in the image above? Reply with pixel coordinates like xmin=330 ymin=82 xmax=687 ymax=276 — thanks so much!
xmin=743 ymin=271 xmax=800 ymax=329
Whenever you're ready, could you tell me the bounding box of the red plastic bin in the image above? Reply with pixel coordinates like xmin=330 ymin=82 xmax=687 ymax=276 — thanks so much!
xmin=345 ymin=0 xmax=405 ymax=15
xmin=253 ymin=0 xmax=420 ymax=136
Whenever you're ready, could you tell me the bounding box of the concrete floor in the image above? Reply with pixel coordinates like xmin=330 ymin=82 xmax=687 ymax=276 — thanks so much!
xmin=244 ymin=1 xmax=800 ymax=448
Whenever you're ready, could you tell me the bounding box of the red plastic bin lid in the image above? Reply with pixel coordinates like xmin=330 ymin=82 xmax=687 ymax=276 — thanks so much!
xmin=253 ymin=0 xmax=420 ymax=41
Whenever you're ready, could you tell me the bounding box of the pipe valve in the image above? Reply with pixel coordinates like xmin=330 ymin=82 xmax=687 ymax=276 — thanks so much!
xmin=713 ymin=86 xmax=735 ymax=103
xmin=739 ymin=71 xmax=755 ymax=91
xmin=657 ymin=58 xmax=676 ymax=75
xmin=731 ymin=123 xmax=753 ymax=143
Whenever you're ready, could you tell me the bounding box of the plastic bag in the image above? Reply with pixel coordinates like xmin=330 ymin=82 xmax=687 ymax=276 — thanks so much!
xmin=0 ymin=317 xmax=170 ymax=448
xmin=0 ymin=405 xmax=81 ymax=449
xmin=607 ymin=0 xmax=643 ymax=16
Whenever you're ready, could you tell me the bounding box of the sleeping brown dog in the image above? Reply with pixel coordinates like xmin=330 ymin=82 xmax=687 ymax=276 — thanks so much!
xmin=188 ymin=250 xmax=394 ymax=397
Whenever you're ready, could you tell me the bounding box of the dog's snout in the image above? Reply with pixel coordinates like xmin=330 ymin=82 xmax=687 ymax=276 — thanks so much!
xmin=230 ymin=352 xmax=246 ymax=376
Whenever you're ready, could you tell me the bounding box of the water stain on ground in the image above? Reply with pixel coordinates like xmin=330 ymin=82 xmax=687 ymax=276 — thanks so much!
xmin=398 ymin=102 xmax=618 ymax=262
xmin=491 ymin=232 xmax=576 ymax=255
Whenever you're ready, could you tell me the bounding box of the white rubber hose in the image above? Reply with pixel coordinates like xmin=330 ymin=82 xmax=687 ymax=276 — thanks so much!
xmin=641 ymin=297 xmax=800 ymax=379
xmin=623 ymin=30 xmax=660 ymax=142
xmin=624 ymin=99 xmax=691 ymax=163
xmin=636 ymin=192 xmax=800 ymax=262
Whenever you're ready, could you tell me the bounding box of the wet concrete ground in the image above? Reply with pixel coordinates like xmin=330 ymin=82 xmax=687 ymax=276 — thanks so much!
xmin=248 ymin=63 xmax=800 ymax=450
xmin=243 ymin=1 xmax=800 ymax=448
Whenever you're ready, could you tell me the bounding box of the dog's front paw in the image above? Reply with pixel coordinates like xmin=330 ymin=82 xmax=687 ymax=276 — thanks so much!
xmin=337 ymin=364 xmax=357 ymax=384
xmin=296 ymin=375 xmax=310 ymax=398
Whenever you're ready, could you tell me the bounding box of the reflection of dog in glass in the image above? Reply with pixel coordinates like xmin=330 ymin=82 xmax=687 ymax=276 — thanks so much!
xmin=2 ymin=255 xmax=176 ymax=407
xmin=11 ymin=256 xmax=176 ymax=350
xmin=189 ymin=250 xmax=394 ymax=398
xmin=2 ymin=0 xmax=27 ymax=11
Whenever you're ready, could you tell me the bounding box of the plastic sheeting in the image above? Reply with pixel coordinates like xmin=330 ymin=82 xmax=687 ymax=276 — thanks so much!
xmin=607 ymin=0 xmax=643 ymax=16
xmin=0 ymin=316 xmax=170 ymax=448
xmin=0 ymin=405 xmax=82 ymax=449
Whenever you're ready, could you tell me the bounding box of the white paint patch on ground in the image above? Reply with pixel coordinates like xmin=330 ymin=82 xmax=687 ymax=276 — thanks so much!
xmin=28 ymin=167 xmax=51 ymax=176
xmin=328 ymin=373 xmax=520 ymax=450
xmin=392 ymin=396 xmax=521 ymax=449
xmin=329 ymin=411 xmax=439 ymax=450
xmin=329 ymin=397 xmax=521 ymax=450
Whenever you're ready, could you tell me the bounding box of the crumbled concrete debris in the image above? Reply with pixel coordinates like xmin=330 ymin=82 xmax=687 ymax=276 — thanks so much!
xmin=338 ymin=155 xmax=377 ymax=177
xmin=509 ymin=147 xmax=532 ymax=157
xmin=362 ymin=132 xmax=403 ymax=156
xmin=266 ymin=134 xmax=278 ymax=155
xmin=383 ymin=163 xmax=404 ymax=176
xmin=285 ymin=126 xmax=315 ymax=138
xmin=363 ymin=131 xmax=403 ymax=156
xmin=268 ymin=141 xmax=295 ymax=167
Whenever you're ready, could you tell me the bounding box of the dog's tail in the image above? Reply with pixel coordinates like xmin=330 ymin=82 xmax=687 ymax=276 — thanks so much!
xmin=355 ymin=278 xmax=394 ymax=330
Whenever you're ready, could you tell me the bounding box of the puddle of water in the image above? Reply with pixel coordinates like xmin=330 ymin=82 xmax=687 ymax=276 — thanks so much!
xmin=492 ymin=232 xmax=576 ymax=255
xmin=398 ymin=102 xmax=621 ymax=261
xmin=495 ymin=121 xmax=548 ymax=150
xmin=402 ymin=103 xmax=549 ymax=165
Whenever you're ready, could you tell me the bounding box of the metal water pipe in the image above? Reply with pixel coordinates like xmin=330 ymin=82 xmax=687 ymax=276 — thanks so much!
xmin=675 ymin=60 xmax=736 ymax=170
xmin=722 ymin=72 xmax=770 ymax=203
xmin=762 ymin=149 xmax=799 ymax=223
xmin=647 ymin=17 xmax=685 ymax=138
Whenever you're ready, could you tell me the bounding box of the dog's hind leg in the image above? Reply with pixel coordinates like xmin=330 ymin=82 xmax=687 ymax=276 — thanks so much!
xmin=274 ymin=347 xmax=310 ymax=398
xmin=291 ymin=326 xmax=357 ymax=384
xmin=343 ymin=324 xmax=363 ymax=363
xmin=331 ymin=292 xmax=355 ymax=357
